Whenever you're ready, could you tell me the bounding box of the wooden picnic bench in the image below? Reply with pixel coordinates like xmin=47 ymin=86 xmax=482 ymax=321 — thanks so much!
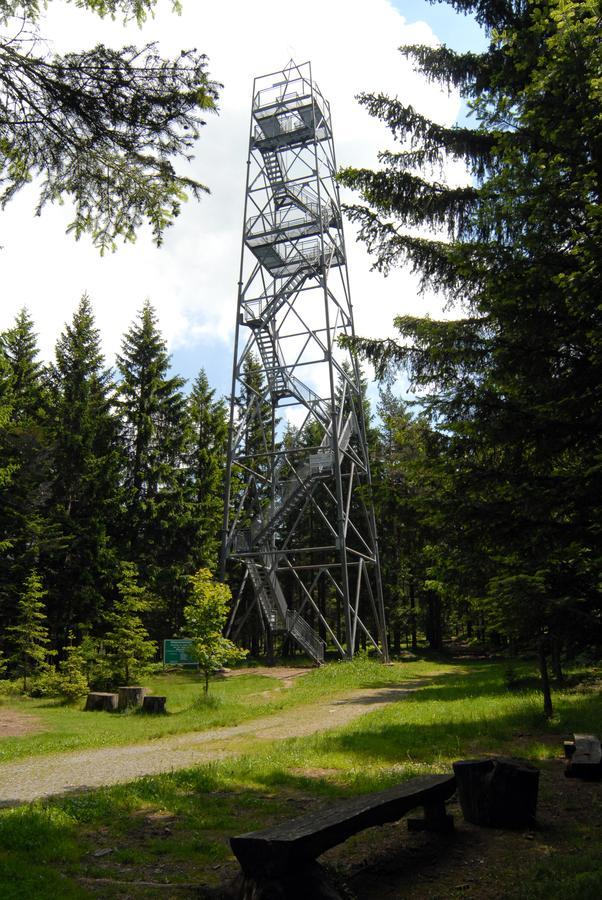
xmin=230 ymin=773 xmax=455 ymax=898
xmin=565 ymin=733 xmax=602 ymax=780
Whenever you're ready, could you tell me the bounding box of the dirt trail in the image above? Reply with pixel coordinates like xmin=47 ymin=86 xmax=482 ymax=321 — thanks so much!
xmin=0 ymin=681 xmax=425 ymax=807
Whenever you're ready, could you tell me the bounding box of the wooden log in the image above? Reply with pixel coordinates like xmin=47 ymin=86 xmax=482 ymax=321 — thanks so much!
xmin=453 ymin=758 xmax=539 ymax=828
xmin=142 ymin=695 xmax=167 ymax=714
xmin=84 ymin=692 xmax=118 ymax=712
xmin=118 ymin=686 xmax=147 ymax=710
xmin=565 ymin=734 xmax=602 ymax=780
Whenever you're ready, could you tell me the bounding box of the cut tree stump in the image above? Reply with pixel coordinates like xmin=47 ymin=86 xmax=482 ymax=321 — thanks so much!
xmin=84 ymin=692 xmax=118 ymax=712
xmin=453 ymin=757 xmax=539 ymax=828
xmin=118 ymin=686 xmax=147 ymax=710
xmin=142 ymin=696 xmax=167 ymax=714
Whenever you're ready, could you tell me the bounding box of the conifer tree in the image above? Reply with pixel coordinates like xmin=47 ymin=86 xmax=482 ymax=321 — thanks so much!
xmin=104 ymin=562 xmax=157 ymax=684
xmin=0 ymin=348 xmax=15 ymax=555
xmin=117 ymin=301 xmax=189 ymax=630
xmin=0 ymin=309 xmax=56 ymax=631
xmin=44 ymin=295 xmax=122 ymax=643
xmin=2 ymin=308 xmax=48 ymax=423
xmin=8 ymin=569 xmax=53 ymax=690
xmin=340 ymin=0 xmax=602 ymax=711
xmin=185 ymin=369 xmax=228 ymax=571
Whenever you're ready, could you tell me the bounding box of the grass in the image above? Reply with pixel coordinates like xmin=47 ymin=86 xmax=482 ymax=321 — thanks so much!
xmin=0 ymin=656 xmax=450 ymax=763
xmin=1 ymin=656 xmax=601 ymax=898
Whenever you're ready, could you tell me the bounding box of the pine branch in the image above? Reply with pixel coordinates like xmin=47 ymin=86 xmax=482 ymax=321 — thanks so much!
xmin=357 ymin=94 xmax=499 ymax=177
xmin=339 ymin=166 xmax=478 ymax=238
xmin=0 ymin=31 xmax=220 ymax=248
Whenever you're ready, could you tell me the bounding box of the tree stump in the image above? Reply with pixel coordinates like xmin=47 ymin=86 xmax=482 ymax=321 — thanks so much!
xmin=118 ymin=686 xmax=147 ymax=710
xmin=142 ymin=695 xmax=166 ymax=714
xmin=453 ymin=757 xmax=539 ymax=828
xmin=85 ymin=692 xmax=118 ymax=712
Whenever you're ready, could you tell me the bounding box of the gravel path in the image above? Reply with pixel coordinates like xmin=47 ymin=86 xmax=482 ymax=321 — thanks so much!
xmin=0 ymin=683 xmax=423 ymax=807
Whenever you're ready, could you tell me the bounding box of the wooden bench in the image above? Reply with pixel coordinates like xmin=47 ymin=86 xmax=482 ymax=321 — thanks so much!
xmin=565 ymin=733 xmax=602 ymax=780
xmin=230 ymin=773 xmax=455 ymax=896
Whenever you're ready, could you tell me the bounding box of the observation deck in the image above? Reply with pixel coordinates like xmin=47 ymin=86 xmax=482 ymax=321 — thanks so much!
xmin=252 ymin=80 xmax=330 ymax=150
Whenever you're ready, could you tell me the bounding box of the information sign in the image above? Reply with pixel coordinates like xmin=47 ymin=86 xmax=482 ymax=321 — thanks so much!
xmin=163 ymin=638 xmax=197 ymax=666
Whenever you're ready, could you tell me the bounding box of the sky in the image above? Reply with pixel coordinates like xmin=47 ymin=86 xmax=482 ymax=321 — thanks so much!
xmin=0 ymin=0 xmax=485 ymax=399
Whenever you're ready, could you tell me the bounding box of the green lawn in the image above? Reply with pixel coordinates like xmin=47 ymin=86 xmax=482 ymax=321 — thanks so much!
xmin=1 ymin=656 xmax=601 ymax=899
xmin=0 ymin=656 xmax=451 ymax=763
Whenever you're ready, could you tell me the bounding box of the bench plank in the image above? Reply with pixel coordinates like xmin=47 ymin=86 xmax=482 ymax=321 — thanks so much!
xmin=231 ymin=773 xmax=455 ymax=876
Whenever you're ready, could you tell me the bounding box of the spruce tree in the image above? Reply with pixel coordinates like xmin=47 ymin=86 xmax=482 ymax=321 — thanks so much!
xmin=0 ymin=348 xmax=15 ymax=554
xmin=340 ymin=0 xmax=602 ymax=711
xmin=116 ymin=301 xmax=189 ymax=631
xmin=185 ymin=369 xmax=228 ymax=571
xmin=44 ymin=295 xmax=122 ymax=644
xmin=8 ymin=569 xmax=53 ymax=691
xmin=104 ymin=562 xmax=157 ymax=685
xmin=0 ymin=310 xmax=55 ymax=634
xmin=2 ymin=308 xmax=48 ymax=424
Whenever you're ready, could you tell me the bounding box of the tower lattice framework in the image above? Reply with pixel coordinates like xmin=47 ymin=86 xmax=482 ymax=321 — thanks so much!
xmin=221 ymin=61 xmax=388 ymax=664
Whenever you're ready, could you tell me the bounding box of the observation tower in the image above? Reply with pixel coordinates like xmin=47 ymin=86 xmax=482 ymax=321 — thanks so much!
xmin=221 ymin=61 xmax=388 ymax=663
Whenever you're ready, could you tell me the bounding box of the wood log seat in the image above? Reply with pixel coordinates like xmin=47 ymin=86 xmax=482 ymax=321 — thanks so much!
xmin=84 ymin=692 xmax=118 ymax=712
xmin=117 ymin=686 xmax=147 ymax=710
xmin=142 ymin=695 xmax=167 ymax=714
xmin=453 ymin=757 xmax=539 ymax=828
xmin=565 ymin=734 xmax=602 ymax=780
xmin=230 ymin=773 xmax=455 ymax=897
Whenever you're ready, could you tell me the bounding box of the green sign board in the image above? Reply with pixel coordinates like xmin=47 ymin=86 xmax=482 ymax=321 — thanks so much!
xmin=163 ymin=639 xmax=197 ymax=666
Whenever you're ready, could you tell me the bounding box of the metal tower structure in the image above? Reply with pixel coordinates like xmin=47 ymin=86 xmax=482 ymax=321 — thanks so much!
xmin=221 ymin=61 xmax=388 ymax=665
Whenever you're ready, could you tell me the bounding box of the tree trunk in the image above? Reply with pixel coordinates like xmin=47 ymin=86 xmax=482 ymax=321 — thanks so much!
xmin=538 ymin=638 xmax=554 ymax=718
xmin=426 ymin=593 xmax=443 ymax=651
xmin=551 ymin=635 xmax=563 ymax=684
xmin=409 ymin=580 xmax=417 ymax=650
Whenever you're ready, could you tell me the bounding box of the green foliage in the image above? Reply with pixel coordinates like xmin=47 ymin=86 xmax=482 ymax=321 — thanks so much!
xmin=44 ymin=295 xmax=122 ymax=644
xmin=340 ymin=0 xmax=602 ymax=699
xmin=0 ymin=309 xmax=55 ymax=623
xmin=57 ymin=635 xmax=90 ymax=701
xmin=183 ymin=568 xmax=247 ymax=693
xmin=184 ymin=369 xmax=228 ymax=571
xmin=117 ymin=300 xmax=191 ymax=633
xmin=104 ymin=561 xmax=157 ymax=684
xmin=0 ymin=1 xmax=219 ymax=250
xmin=8 ymin=569 xmax=53 ymax=690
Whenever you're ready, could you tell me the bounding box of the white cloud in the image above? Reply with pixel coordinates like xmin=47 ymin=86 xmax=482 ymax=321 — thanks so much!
xmin=0 ymin=0 xmax=463 ymax=384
